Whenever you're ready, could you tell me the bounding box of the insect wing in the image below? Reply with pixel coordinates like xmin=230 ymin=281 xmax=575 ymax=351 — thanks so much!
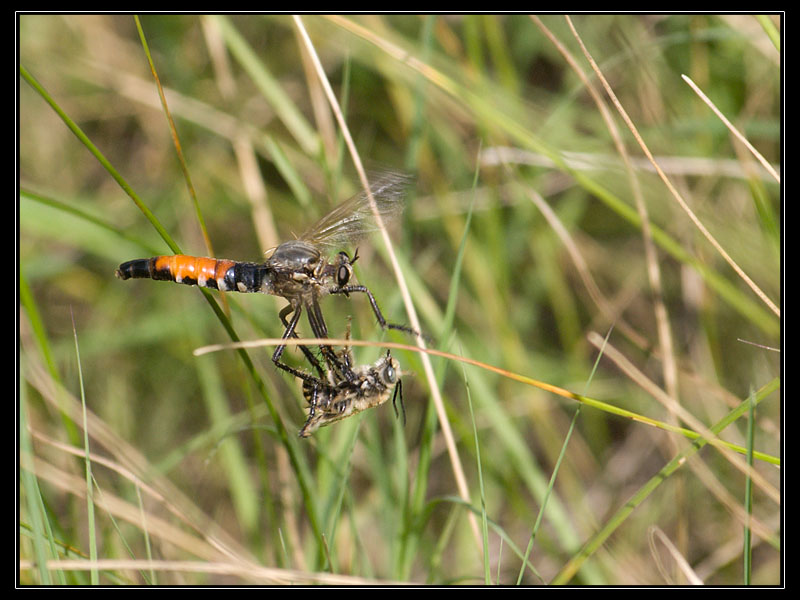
xmin=299 ymin=171 xmax=413 ymax=251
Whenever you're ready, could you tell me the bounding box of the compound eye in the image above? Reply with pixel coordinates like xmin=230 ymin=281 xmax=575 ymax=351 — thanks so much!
xmin=383 ymin=364 xmax=397 ymax=384
xmin=337 ymin=264 xmax=351 ymax=287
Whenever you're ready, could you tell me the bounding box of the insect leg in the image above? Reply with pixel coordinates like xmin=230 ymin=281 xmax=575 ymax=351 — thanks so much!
xmin=340 ymin=317 xmax=354 ymax=374
xmin=392 ymin=378 xmax=406 ymax=427
xmin=306 ymin=294 xmax=356 ymax=382
xmin=278 ymin=304 xmax=326 ymax=379
xmin=306 ymin=382 xmax=319 ymax=418
xmin=330 ymin=284 xmax=425 ymax=340
xmin=271 ymin=303 xmax=328 ymax=385
xmin=298 ymin=382 xmax=339 ymax=438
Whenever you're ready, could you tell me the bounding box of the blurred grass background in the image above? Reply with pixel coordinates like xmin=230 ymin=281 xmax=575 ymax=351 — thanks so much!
xmin=19 ymin=14 xmax=781 ymax=585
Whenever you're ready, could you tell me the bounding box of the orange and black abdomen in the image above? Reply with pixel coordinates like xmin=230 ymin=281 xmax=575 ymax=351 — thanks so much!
xmin=116 ymin=255 xmax=268 ymax=293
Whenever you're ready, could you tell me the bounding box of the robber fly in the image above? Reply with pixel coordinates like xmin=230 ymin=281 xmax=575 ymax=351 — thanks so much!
xmin=116 ymin=170 xmax=418 ymax=383
xmin=298 ymin=347 xmax=404 ymax=438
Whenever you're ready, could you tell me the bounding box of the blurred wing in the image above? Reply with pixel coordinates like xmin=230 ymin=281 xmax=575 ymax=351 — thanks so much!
xmin=299 ymin=170 xmax=413 ymax=251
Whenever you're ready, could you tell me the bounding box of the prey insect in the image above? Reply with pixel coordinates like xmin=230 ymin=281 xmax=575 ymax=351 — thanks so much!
xmin=298 ymin=343 xmax=404 ymax=438
xmin=116 ymin=171 xmax=419 ymax=383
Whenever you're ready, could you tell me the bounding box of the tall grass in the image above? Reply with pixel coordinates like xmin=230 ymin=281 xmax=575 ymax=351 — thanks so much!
xmin=19 ymin=14 xmax=781 ymax=585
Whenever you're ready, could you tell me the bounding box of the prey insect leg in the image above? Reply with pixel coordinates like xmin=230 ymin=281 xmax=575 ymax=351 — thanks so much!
xmin=392 ymin=378 xmax=406 ymax=426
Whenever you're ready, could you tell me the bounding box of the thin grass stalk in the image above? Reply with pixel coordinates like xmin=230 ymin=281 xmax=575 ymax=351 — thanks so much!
xmin=293 ymin=15 xmax=480 ymax=552
xmin=550 ymin=378 xmax=778 ymax=584
xmin=564 ymin=16 xmax=779 ymax=318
